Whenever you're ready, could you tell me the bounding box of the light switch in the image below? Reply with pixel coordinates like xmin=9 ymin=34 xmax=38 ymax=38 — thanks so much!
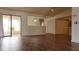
xmin=74 ymin=21 xmax=78 ymax=24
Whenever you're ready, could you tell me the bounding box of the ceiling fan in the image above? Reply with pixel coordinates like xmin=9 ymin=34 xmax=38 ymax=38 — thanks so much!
xmin=47 ymin=7 xmax=56 ymax=16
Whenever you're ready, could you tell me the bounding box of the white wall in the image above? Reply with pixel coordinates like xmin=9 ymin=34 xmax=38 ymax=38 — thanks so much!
xmin=26 ymin=26 xmax=46 ymax=35
xmin=0 ymin=9 xmax=45 ymax=36
xmin=45 ymin=17 xmax=55 ymax=34
xmin=72 ymin=7 xmax=79 ymax=43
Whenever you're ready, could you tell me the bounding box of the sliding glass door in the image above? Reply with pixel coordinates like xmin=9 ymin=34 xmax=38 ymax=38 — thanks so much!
xmin=2 ymin=15 xmax=21 ymax=37
xmin=3 ymin=15 xmax=11 ymax=37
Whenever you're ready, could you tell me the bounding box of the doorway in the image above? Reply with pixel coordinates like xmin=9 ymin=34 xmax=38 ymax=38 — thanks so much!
xmin=2 ymin=15 xmax=21 ymax=37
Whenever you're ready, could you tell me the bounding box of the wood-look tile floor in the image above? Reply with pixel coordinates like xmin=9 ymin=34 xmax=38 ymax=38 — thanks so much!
xmin=0 ymin=35 xmax=78 ymax=51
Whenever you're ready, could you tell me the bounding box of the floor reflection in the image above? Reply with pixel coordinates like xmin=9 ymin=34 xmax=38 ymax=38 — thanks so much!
xmin=0 ymin=36 xmax=22 ymax=51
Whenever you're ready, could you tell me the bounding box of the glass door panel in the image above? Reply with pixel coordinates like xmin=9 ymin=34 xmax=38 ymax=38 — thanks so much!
xmin=3 ymin=15 xmax=11 ymax=36
xmin=12 ymin=16 xmax=21 ymax=36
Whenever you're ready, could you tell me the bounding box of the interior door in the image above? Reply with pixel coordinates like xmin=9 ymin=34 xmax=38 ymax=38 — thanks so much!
xmin=55 ymin=16 xmax=71 ymax=50
xmin=55 ymin=19 xmax=69 ymax=34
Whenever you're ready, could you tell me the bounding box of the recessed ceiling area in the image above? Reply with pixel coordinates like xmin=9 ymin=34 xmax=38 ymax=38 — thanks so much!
xmin=0 ymin=7 xmax=71 ymax=16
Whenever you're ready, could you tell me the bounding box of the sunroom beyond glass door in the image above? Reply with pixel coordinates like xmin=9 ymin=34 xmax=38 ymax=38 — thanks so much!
xmin=3 ymin=15 xmax=11 ymax=37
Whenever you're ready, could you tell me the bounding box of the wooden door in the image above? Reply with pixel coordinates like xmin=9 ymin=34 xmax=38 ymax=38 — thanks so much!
xmin=55 ymin=20 xmax=69 ymax=34
xmin=55 ymin=16 xmax=71 ymax=51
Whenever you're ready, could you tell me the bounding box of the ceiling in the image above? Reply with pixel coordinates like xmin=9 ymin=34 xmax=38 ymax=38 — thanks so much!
xmin=0 ymin=7 xmax=71 ymax=16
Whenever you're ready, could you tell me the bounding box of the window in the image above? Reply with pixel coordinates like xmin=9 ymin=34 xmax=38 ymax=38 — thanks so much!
xmin=27 ymin=16 xmax=44 ymax=26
